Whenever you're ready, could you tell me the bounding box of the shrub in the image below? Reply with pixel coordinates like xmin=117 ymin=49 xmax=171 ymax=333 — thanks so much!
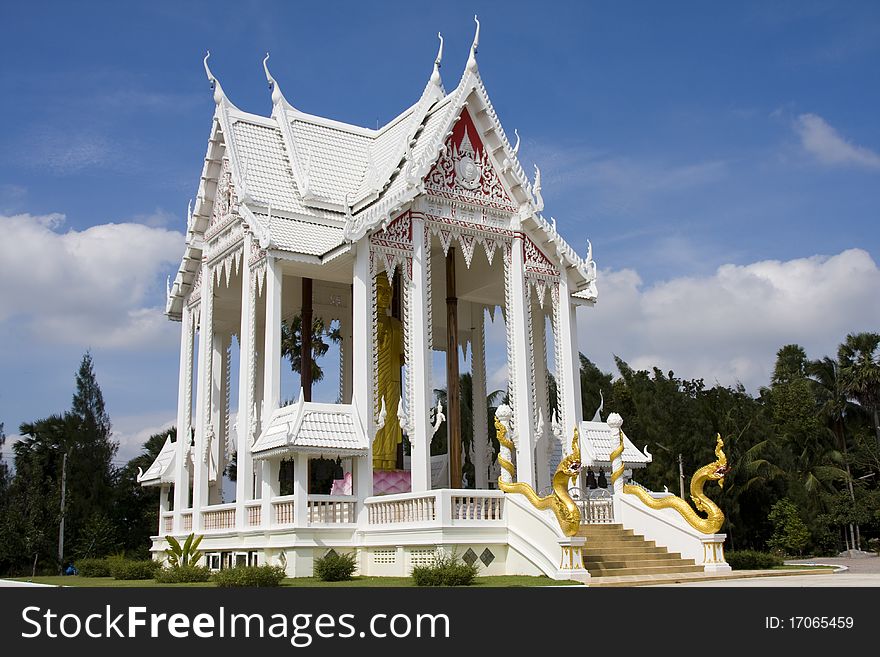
xmin=314 ymin=550 xmax=357 ymax=582
xmin=726 ymin=550 xmax=783 ymax=570
xmin=165 ymin=533 xmax=204 ymax=567
xmin=75 ymin=558 xmax=112 ymax=578
xmin=155 ymin=564 xmax=212 ymax=584
xmin=767 ymin=499 xmax=810 ymax=556
xmin=109 ymin=558 xmax=161 ymax=580
xmin=213 ymin=565 xmax=286 ymax=588
xmin=867 ymin=538 xmax=880 ymax=554
xmin=411 ymin=552 xmax=478 ymax=587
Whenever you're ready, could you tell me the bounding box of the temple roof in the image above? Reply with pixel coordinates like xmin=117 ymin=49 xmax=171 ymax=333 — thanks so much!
xmin=252 ymin=394 xmax=369 ymax=459
xmin=165 ymin=24 xmax=599 ymax=319
xmin=136 ymin=435 xmax=177 ymax=487
xmin=579 ymin=420 xmax=652 ymax=469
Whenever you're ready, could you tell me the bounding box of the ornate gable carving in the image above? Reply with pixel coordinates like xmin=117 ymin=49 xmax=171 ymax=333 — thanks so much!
xmin=424 ymin=109 xmax=517 ymax=213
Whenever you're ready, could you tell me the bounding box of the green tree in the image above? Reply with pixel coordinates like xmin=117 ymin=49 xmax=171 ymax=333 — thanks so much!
xmin=6 ymin=353 xmax=119 ymax=571
xmin=838 ymin=332 xmax=880 ymax=449
xmin=808 ymin=356 xmax=861 ymax=549
xmin=767 ymin=498 xmax=810 ymax=556
xmin=579 ymin=354 xmax=613 ymax=421
xmin=112 ymin=429 xmax=170 ymax=557
xmin=0 ymin=422 xmax=8 ymax=500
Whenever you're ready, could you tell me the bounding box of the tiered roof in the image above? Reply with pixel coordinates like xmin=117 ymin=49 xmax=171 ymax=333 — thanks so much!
xmin=165 ymin=19 xmax=598 ymax=320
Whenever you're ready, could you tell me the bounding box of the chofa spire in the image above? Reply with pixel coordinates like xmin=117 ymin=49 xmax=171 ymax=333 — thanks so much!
xmin=430 ymin=32 xmax=444 ymax=87
xmin=466 ymin=15 xmax=480 ymax=72
xmin=262 ymin=52 xmax=297 ymax=113
xmin=203 ymin=51 xmax=227 ymax=105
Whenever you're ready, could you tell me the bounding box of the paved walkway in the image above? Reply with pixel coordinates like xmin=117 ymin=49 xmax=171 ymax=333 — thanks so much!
xmin=647 ymin=554 xmax=880 ymax=587
xmin=0 ymin=579 xmax=56 ymax=587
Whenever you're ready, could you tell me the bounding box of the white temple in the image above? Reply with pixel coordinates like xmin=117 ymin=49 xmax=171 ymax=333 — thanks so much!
xmin=141 ymin=20 xmax=730 ymax=583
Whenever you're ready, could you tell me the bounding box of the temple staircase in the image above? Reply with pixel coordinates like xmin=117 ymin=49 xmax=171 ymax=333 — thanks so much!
xmin=578 ymin=524 xmax=703 ymax=585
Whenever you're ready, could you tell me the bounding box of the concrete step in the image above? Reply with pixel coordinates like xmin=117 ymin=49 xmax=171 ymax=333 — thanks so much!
xmin=585 ymin=568 xmax=833 ymax=587
xmin=583 ymin=554 xmax=693 ymax=567
xmin=586 ymin=563 xmax=705 ymax=577
xmin=582 ymin=545 xmax=673 ymax=557
xmin=585 ymin=538 xmax=657 ymax=549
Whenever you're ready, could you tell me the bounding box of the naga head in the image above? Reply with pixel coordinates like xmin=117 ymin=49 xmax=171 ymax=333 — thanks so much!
xmin=709 ymin=434 xmax=731 ymax=488
xmin=555 ymin=427 xmax=582 ymax=481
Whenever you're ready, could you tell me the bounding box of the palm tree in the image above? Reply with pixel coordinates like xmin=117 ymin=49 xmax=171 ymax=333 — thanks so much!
xmin=280 ymin=315 xmax=341 ymax=383
xmin=838 ymin=332 xmax=880 ymax=449
xmin=808 ymin=356 xmax=860 ymax=549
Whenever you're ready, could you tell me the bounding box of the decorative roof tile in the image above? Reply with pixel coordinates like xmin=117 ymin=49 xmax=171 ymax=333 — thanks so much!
xmin=579 ymin=420 xmax=651 ymax=468
xmin=136 ymin=435 xmax=177 ymax=486
xmin=252 ymin=397 xmax=368 ymax=458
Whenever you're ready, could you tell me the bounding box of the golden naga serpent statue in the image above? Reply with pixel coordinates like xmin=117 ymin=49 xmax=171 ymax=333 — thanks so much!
xmin=611 ymin=432 xmax=730 ymax=535
xmin=494 ymin=417 xmax=582 ymax=536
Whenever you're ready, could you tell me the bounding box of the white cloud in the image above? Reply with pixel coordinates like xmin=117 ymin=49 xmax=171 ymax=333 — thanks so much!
xmin=0 ymin=212 xmax=183 ymax=349
xmin=111 ymin=413 xmax=176 ymax=463
xmin=580 ymin=249 xmax=880 ymax=391
xmin=794 ymin=113 xmax=880 ymax=169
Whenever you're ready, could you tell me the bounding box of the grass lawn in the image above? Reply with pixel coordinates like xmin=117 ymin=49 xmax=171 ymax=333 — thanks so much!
xmin=12 ymin=574 xmax=581 ymax=588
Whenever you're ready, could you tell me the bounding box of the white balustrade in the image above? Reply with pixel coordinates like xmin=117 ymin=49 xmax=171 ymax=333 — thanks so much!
xmin=365 ymin=490 xmax=505 ymax=526
xmin=202 ymin=503 xmax=237 ymax=531
xmin=308 ymin=495 xmax=357 ymax=524
xmin=272 ymin=495 xmax=296 ymax=525
xmin=245 ymin=501 xmax=262 ymax=527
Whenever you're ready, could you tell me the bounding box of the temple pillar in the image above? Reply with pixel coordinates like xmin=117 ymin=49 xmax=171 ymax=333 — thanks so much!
xmin=408 ymin=218 xmax=433 ymax=492
xmin=506 ymin=236 xmax=537 ymax=488
xmin=173 ymin=304 xmax=194 ymax=532
xmin=235 ymin=244 xmax=254 ymax=529
xmin=445 ymin=248 xmax=462 ymax=488
xmin=210 ymin=330 xmax=230 ymax=504
xmin=294 ymin=455 xmax=309 ymax=527
xmin=192 ymin=262 xmax=214 ymax=531
xmin=301 ymin=277 xmax=313 ymax=401
xmin=555 ymin=273 xmax=583 ymax=439
xmin=340 ymin=307 xmax=353 ymax=404
xmin=158 ymin=484 xmax=171 ymax=536
xmin=261 ymin=458 xmax=280 ymax=527
xmin=470 ymin=304 xmax=489 ymax=489
xmin=532 ymin=296 xmax=551 ymax=492
xmin=352 ymin=241 xmax=374 ymax=501
xmin=263 ymin=256 xmax=282 ymax=418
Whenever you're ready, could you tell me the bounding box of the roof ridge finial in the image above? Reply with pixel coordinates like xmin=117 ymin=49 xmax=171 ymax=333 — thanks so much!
xmin=263 ymin=52 xmax=291 ymax=110
xmin=203 ymin=51 xmax=225 ymax=105
xmin=466 ymin=15 xmax=480 ymax=72
xmin=431 ymin=32 xmax=444 ymax=86
xmin=533 ymin=164 xmax=544 ymax=212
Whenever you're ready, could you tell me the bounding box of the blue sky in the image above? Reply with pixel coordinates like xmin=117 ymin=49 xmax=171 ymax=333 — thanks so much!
xmin=1 ymin=1 xmax=878 ymax=461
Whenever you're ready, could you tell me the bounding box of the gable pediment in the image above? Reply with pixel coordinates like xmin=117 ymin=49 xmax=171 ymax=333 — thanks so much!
xmin=424 ymin=108 xmax=518 ymax=213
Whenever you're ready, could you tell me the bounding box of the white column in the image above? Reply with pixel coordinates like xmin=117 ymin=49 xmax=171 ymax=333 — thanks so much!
xmin=340 ymin=296 xmax=353 ymax=403
xmin=173 ymin=305 xmax=194 ymax=532
xmin=532 ymin=297 xmax=551 ymax=493
xmin=235 ymin=244 xmax=254 ymax=529
xmin=210 ymin=331 xmax=229 ymax=505
xmin=263 ymin=256 xmax=282 ymax=418
xmin=352 ymin=241 xmax=374 ymax=503
xmin=408 ymin=217 xmax=433 ymax=492
xmin=556 ymin=273 xmax=583 ymax=438
xmin=192 ymin=262 xmax=213 ymax=531
xmin=470 ymin=303 xmax=489 ymax=489
xmin=507 ymin=236 xmax=536 ymax=488
xmin=294 ymin=454 xmax=309 ymax=527
xmin=159 ymin=484 xmax=170 ymax=535
xmin=261 ymin=458 xmax=280 ymax=528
